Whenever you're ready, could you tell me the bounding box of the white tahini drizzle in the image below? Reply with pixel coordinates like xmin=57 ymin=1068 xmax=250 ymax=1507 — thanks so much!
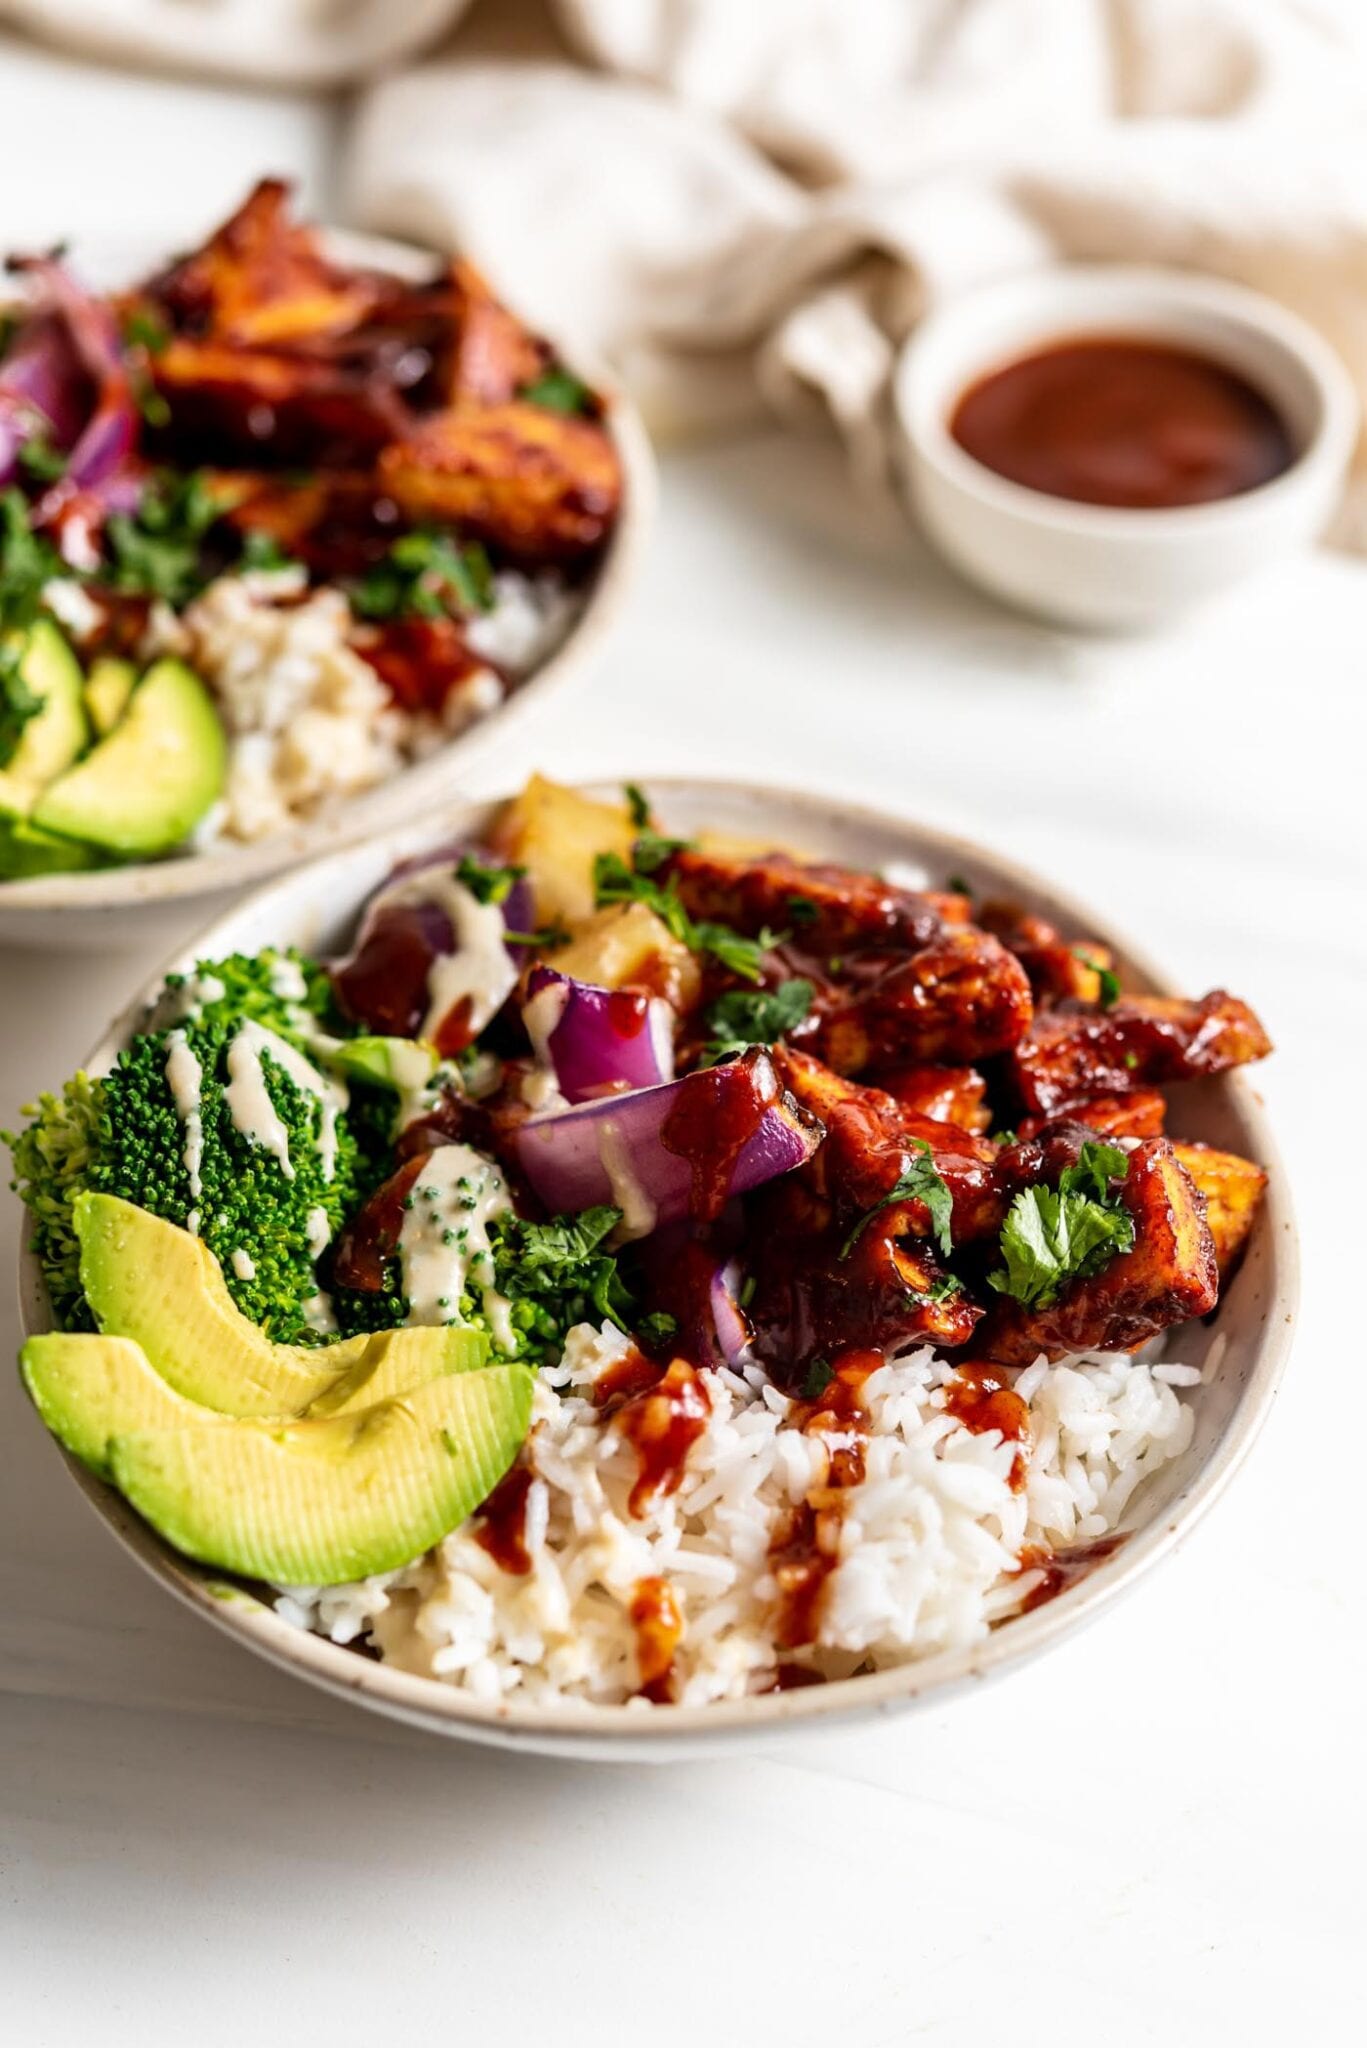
xmin=398 ymin=1143 xmax=515 ymax=1349
xmin=164 ymin=1029 xmax=204 ymax=1234
xmin=596 ymin=1120 xmax=658 ymax=1241
xmin=363 ymin=872 xmax=517 ymax=1044
xmin=230 ymin=1248 xmax=256 ymax=1281
xmin=223 ymin=1021 xmax=348 ymax=1182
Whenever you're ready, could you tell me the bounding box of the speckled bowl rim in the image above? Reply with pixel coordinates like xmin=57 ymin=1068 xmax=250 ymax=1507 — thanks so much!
xmin=16 ymin=782 xmax=1298 ymax=1758
xmin=0 ymin=228 xmax=656 ymax=916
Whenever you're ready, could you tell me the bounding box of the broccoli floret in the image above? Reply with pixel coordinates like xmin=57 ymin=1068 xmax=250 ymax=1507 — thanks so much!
xmin=3 ymin=1071 xmax=104 ymax=1331
xmin=6 ymin=948 xmax=395 ymax=1343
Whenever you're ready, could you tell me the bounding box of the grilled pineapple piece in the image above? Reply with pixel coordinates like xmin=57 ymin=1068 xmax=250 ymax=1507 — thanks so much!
xmin=1171 ymin=1141 xmax=1267 ymax=1278
xmin=491 ymin=774 xmax=635 ymax=927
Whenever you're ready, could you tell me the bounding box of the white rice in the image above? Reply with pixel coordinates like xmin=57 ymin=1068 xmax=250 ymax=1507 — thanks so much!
xmin=142 ymin=568 xmax=579 ymax=848
xmin=276 ymin=1324 xmax=1196 ymax=1709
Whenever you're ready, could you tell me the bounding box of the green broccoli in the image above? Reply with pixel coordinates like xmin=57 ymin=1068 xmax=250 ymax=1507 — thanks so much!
xmin=6 ymin=949 xmax=394 ymax=1344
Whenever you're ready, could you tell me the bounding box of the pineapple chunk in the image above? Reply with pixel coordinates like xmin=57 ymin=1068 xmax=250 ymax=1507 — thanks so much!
xmin=490 ymin=774 xmax=635 ymax=926
xmin=554 ymin=903 xmax=702 ymax=1012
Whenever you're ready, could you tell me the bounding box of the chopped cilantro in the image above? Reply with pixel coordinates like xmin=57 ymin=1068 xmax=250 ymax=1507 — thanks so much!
xmin=631 ymin=826 xmax=692 ymax=875
xmin=492 ymin=1204 xmax=635 ymax=1347
xmin=946 ymin=873 xmax=972 ymax=896
xmin=455 ymin=854 xmax=524 ymax=907
xmin=520 ymin=367 xmax=591 ymax=415
xmin=16 ymin=434 xmax=66 ymax=485
xmin=0 ymin=489 xmax=64 ymax=766
xmin=102 ymin=469 xmax=224 ymax=605
xmin=592 ymin=850 xmax=770 ymax=983
xmin=800 ymin=1356 xmax=834 ymax=1400
xmin=637 ymin=1311 xmax=679 ymax=1350
xmin=699 ymin=978 xmax=814 ymax=1066
xmin=839 ymin=1140 xmax=954 ymax=1261
xmin=624 ymin=782 xmax=651 ymax=829
xmin=349 ymin=530 xmax=494 ymax=621
xmin=503 ymin=924 xmax=571 ymax=949
xmin=987 ymin=1140 xmax=1134 ymax=1310
xmin=1074 ymin=947 xmax=1120 ymax=1008
xmin=238 ymin=528 xmax=299 ymax=574
xmin=786 ymin=895 xmax=818 ymax=925
xmin=120 ymin=306 xmax=170 ymax=356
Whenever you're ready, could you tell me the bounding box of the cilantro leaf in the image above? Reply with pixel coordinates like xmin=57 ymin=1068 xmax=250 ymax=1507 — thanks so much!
xmin=238 ymin=528 xmax=299 ymax=574
xmin=349 ymin=530 xmax=494 ymax=621
xmin=786 ymin=895 xmax=818 ymax=926
xmin=592 ymin=850 xmax=769 ymax=983
xmin=520 ymin=367 xmax=591 ymax=415
xmin=631 ymin=827 xmax=692 ymax=875
xmin=839 ymin=1141 xmax=954 ymax=1261
xmin=637 ymin=1310 xmax=679 ymax=1350
xmin=493 ymin=1204 xmax=635 ymax=1336
xmin=102 ymin=469 xmax=225 ymax=606
xmin=0 ymin=489 xmax=64 ymax=767
xmin=699 ymin=979 xmax=814 ymax=1066
xmin=16 ymin=435 xmax=66 ymax=485
xmin=1074 ymin=947 xmax=1121 ymax=1008
xmin=455 ymin=854 xmax=525 ymax=906
xmin=987 ymin=1141 xmax=1135 ymax=1309
xmin=800 ymin=1356 xmax=834 ymax=1399
xmin=624 ymin=783 xmax=650 ymax=829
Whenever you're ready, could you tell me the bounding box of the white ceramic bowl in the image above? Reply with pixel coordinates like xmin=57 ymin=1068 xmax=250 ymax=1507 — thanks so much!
xmin=16 ymin=781 xmax=1298 ymax=1760
xmin=895 ymin=266 xmax=1357 ymax=629
xmin=0 ymin=230 xmax=655 ymax=948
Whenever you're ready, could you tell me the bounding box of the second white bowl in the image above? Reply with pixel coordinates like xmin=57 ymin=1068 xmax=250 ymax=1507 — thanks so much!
xmin=895 ymin=266 xmax=1357 ymax=629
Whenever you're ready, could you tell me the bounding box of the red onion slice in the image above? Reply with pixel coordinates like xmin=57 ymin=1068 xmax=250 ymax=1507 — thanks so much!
xmin=710 ymin=1257 xmax=754 ymax=1366
xmin=515 ymin=1049 xmax=822 ymax=1237
xmin=331 ymin=845 xmax=533 ymax=1050
xmin=523 ymin=965 xmax=675 ymax=1104
xmin=5 ymin=260 xmax=138 ymax=508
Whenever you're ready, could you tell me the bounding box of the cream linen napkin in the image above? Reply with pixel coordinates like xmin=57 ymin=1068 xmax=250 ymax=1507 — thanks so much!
xmin=6 ymin=0 xmax=1367 ymax=531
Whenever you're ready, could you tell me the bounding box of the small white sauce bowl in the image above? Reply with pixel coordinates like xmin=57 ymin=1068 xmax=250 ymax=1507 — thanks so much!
xmin=895 ymin=266 xmax=1358 ymax=629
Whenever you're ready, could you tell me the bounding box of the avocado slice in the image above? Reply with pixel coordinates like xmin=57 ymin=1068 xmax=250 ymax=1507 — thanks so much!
xmin=32 ymin=658 xmax=226 ymax=857
xmin=0 ymin=619 xmax=89 ymax=819
xmin=84 ymin=655 xmax=137 ymax=737
xmin=108 ymin=1365 xmax=534 ymax=1584
xmin=73 ymin=1193 xmax=487 ymax=1417
xmin=21 ymin=1323 xmax=491 ymax=1478
xmin=0 ymin=815 xmax=105 ymax=878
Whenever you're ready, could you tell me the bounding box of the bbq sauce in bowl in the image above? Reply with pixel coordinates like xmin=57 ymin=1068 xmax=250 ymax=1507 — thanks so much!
xmin=950 ymin=337 xmax=1295 ymax=510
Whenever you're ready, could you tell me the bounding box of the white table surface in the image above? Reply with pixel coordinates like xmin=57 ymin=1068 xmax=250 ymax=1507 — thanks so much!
xmin=1 ymin=43 xmax=1363 ymax=2048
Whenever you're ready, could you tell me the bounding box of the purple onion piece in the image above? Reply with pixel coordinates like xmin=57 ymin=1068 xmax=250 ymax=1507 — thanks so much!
xmin=710 ymin=1258 xmax=753 ymax=1366
xmin=523 ymin=965 xmax=675 ymax=1104
xmin=515 ymin=1052 xmax=822 ymax=1237
xmin=1 ymin=259 xmax=139 ymax=506
xmin=330 ymin=843 xmax=532 ymax=1042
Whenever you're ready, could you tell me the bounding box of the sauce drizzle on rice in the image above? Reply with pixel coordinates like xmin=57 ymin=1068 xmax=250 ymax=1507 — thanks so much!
xmin=1015 ymin=1532 xmax=1128 ymax=1612
xmin=770 ymin=1349 xmax=881 ymax=1654
xmin=630 ymin=1576 xmax=683 ymax=1703
xmin=473 ymin=1463 xmax=535 ymax=1575
xmin=603 ymin=1356 xmax=712 ymax=1518
xmin=942 ymin=1361 xmax=1030 ymax=1492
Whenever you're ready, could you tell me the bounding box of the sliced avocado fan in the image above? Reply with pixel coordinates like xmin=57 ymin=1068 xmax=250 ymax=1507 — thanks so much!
xmin=73 ymin=1193 xmax=487 ymax=1417
xmin=32 ymin=657 xmax=225 ymax=857
xmin=109 ymin=1365 xmax=534 ymax=1584
xmin=21 ymin=1322 xmax=490 ymax=1478
xmin=0 ymin=619 xmax=88 ymax=820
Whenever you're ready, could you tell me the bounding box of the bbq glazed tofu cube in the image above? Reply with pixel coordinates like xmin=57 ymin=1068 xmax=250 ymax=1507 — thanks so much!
xmin=1171 ymin=1142 xmax=1268 ymax=1278
xmin=975 ymin=1138 xmax=1219 ymax=1366
xmin=1008 ymin=992 xmax=1272 ymax=1116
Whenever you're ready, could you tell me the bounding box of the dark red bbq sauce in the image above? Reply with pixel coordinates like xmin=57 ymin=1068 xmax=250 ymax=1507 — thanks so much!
xmin=473 ymin=1464 xmax=535 ymax=1576
xmin=943 ymin=1362 xmax=1030 ymax=1493
xmin=950 ymin=337 xmax=1294 ymax=509
xmin=592 ymin=1345 xmax=664 ymax=1408
xmin=630 ymin=1576 xmax=683 ymax=1704
xmin=660 ymin=1053 xmax=774 ymax=1224
xmin=331 ymin=1151 xmax=428 ymax=1292
xmin=605 ymin=988 xmax=653 ymax=1039
xmin=1016 ymin=1532 xmax=1128 ymax=1612
xmin=605 ymin=1357 xmax=712 ymax=1518
xmin=331 ymin=900 xmax=441 ymax=1039
xmin=769 ymin=1350 xmax=881 ymax=1648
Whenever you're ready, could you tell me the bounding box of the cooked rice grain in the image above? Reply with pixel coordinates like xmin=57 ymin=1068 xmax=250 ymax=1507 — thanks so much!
xmin=276 ymin=1326 xmax=1195 ymax=1709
